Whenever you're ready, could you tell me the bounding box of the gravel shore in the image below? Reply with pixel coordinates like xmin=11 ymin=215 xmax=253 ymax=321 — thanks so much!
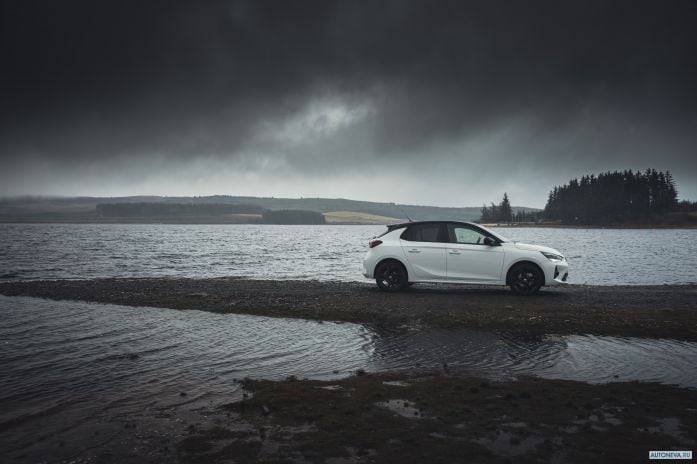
xmin=1 ymin=278 xmax=696 ymax=340
xmin=2 ymin=278 xmax=697 ymax=462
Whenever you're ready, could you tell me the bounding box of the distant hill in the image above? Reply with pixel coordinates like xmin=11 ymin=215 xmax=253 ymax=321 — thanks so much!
xmin=261 ymin=209 xmax=326 ymax=225
xmin=0 ymin=195 xmax=540 ymax=224
xmin=96 ymin=202 xmax=265 ymax=217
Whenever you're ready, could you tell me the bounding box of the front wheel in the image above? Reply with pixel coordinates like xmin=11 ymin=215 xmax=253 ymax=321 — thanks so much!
xmin=508 ymin=263 xmax=543 ymax=295
xmin=375 ymin=261 xmax=409 ymax=292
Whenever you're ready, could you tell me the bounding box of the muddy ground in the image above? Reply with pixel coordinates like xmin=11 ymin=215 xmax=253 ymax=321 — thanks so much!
xmin=1 ymin=278 xmax=696 ymax=340
xmin=6 ymin=371 xmax=695 ymax=463
xmin=185 ymin=372 xmax=697 ymax=464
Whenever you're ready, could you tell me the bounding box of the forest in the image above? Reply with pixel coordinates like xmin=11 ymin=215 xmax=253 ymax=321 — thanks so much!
xmin=543 ymin=169 xmax=679 ymax=224
xmin=480 ymin=193 xmax=542 ymax=223
xmin=479 ymin=169 xmax=695 ymax=225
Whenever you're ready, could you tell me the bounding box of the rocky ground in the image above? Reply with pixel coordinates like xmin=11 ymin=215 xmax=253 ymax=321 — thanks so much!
xmin=193 ymin=372 xmax=697 ymax=464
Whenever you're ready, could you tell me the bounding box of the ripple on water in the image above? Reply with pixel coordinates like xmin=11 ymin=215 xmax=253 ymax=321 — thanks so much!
xmin=1 ymin=295 xmax=697 ymax=460
xmin=1 ymin=224 xmax=697 ymax=284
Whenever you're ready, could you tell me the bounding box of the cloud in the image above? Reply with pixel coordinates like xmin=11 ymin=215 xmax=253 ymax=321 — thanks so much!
xmin=1 ymin=0 xmax=696 ymax=204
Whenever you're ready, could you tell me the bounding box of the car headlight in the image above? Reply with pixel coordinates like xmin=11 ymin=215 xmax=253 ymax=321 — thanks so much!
xmin=541 ymin=251 xmax=564 ymax=263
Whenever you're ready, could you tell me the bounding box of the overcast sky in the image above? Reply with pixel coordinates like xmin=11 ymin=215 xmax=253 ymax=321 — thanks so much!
xmin=1 ymin=0 xmax=695 ymax=207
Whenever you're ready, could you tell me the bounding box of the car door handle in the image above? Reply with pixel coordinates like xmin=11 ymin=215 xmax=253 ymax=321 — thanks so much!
xmin=448 ymin=251 xmax=461 ymax=255
xmin=408 ymin=249 xmax=421 ymax=253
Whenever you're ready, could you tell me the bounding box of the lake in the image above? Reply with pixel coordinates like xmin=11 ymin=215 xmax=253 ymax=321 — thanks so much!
xmin=1 ymin=223 xmax=696 ymax=285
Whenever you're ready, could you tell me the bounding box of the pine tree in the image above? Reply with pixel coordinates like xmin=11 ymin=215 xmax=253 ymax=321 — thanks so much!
xmin=489 ymin=203 xmax=499 ymax=222
xmin=543 ymin=168 xmax=679 ymax=224
xmin=499 ymin=193 xmax=512 ymax=223
xmin=479 ymin=204 xmax=490 ymax=223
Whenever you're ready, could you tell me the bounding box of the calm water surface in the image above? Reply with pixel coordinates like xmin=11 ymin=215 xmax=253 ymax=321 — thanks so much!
xmin=1 ymin=223 xmax=696 ymax=285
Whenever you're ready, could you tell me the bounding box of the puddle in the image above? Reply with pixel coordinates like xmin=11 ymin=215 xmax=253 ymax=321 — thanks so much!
xmin=382 ymin=380 xmax=410 ymax=387
xmin=367 ymin=327 xmax=697 ymax=388
xmin=473 ymin=431 xmax=545 ymax=457
xmin=376 ymin=399 xmax=424 ymax=419
xmin=2 ymin=295 xmax=697 ymax=461
xmin=645 ymin=417 xmax=694 ymax=445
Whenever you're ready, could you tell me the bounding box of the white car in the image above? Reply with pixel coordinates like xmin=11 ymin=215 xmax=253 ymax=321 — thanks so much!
xmin=362 ymin=221 xmax=568 ymax=295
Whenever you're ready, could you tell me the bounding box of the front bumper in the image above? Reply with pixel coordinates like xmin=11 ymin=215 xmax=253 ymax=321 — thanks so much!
xmin=548 ymin=259 xmax=570 ymax=285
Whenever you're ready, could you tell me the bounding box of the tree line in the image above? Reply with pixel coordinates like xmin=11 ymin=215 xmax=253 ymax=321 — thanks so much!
xmin=96 ymin=202 xmax=327 ymax=224
xmin=480 ymin=193 xmax=513 ymax=223
xmin=480 ymin=193 xmax=544 ymax=223
xmin=96 ymin=202 xmax=265 ymax=217
xmin=543 ymin=169 xmax=678 ymax=224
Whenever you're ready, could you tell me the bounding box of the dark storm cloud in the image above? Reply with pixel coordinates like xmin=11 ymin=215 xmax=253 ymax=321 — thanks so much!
xmin=1 ymin=0 xmax=696 ymax=201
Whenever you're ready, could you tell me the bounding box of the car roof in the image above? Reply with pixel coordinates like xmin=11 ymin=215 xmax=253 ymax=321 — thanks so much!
xmin=386 ymin=220 xmax=478 ymax=231
xmin=385 ymin=220 xmax=510 ymax=242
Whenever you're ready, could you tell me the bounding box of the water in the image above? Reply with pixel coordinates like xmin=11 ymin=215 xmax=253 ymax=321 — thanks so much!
xmin=0 ymin=296 xmax=375 ymax=462
xmin=1 ymin=223 xmax=696 ymax=285
xmin=2 ymin=296 xmax=697 ymax=461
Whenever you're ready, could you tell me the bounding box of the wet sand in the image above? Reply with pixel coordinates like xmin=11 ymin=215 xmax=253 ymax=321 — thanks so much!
xmin=1 ymin=278 xmax=697 ymax=340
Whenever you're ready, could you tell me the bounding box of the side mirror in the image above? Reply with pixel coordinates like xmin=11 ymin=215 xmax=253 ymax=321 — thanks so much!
xmin=483 ymin=236 xmax=496 ymax=246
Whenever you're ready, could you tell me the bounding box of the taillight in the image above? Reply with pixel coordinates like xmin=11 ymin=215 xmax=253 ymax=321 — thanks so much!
xmin=368 ymin=239 xmax=383 ymax=248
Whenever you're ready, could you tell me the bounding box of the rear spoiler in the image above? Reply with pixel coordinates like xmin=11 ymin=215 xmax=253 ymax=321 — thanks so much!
xmin=386 ymin=222 xmax=410 ymax=231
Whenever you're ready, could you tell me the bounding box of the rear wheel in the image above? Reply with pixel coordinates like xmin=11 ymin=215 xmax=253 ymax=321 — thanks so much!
xmin=375 ymin=261 xmax=409 ymax=292
xmin=508 ymin=263 xmax=543 ymax=295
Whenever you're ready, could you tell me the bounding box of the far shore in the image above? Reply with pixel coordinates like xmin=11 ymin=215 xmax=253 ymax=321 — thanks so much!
xmin=483 ymin=222 xmax=697 ymax=229
xmin=1 ymin=217 xmax=697 ymax=228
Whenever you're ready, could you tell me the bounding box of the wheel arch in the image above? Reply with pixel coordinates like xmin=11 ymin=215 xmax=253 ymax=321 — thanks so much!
xmin=505 ymin=260 xmax=545 ymax=286
xmin=374 ymin=257 xmax=410 ymax=282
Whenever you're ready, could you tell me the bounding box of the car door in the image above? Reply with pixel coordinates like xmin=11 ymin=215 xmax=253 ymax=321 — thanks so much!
xmin=446 ymin=224 xmax=504 ymax=281
xmin=399 ymin=223 xmax=447 ymax=280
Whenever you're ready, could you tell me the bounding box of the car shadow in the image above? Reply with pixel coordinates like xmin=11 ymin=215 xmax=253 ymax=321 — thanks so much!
xmin=365 ymin=283 xmax=567 ymax=298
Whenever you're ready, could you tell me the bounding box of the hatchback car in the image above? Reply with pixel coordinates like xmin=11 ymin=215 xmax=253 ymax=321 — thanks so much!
xmin=362 ymin=221 xmax=568 ymax=295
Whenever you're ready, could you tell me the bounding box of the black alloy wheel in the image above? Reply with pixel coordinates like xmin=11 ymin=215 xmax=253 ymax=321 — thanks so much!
xmin=375 ymin=261 xmax=408 ymax=292
xmin=509 ymin=263 xmax=542 ymax=295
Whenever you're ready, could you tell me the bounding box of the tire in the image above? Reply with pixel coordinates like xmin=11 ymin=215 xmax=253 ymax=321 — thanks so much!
xmin=508 ymin=263 xmax=543 ymax=295
xmin=375 ymin=261 xmax=409 ymax=292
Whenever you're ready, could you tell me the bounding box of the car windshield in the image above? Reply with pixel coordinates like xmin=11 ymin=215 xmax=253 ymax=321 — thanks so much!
xmin=475 ymin=223 xmax=510 ymax=242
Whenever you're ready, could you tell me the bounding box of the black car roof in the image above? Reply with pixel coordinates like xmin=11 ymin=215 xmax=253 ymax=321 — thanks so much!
xmin=385 ymin=220 xmax=509 ymax=243
xmin=386 ymin=220 xmax=476 ymax=230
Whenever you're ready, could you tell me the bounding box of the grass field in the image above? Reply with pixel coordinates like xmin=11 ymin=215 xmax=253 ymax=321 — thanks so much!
xmin=323 ymin=210 xmax=401 ymax=225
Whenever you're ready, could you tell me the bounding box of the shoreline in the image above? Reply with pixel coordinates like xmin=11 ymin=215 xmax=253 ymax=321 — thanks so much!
xmin=2 ymin=220 xmax=697 ymax=228
xmin=3 ymin=279 xmax=697 ymax=462
xmin=2 ymin=278 xmax=696 ymax=340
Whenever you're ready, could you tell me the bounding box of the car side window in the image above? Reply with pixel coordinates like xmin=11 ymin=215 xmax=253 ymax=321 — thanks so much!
xmin=450 ymin=225 xmax=489 ymax=245
xmin=401 ymin=224 xmax=445 ymax=242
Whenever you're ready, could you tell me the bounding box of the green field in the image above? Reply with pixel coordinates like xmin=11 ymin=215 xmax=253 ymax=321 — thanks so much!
xmin=323 ymin=211 xmax=400 ymax=225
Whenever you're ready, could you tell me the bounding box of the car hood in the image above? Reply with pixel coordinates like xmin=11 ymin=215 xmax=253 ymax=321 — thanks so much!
xmin=512 ymin=242 xmax=563 ymax=256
